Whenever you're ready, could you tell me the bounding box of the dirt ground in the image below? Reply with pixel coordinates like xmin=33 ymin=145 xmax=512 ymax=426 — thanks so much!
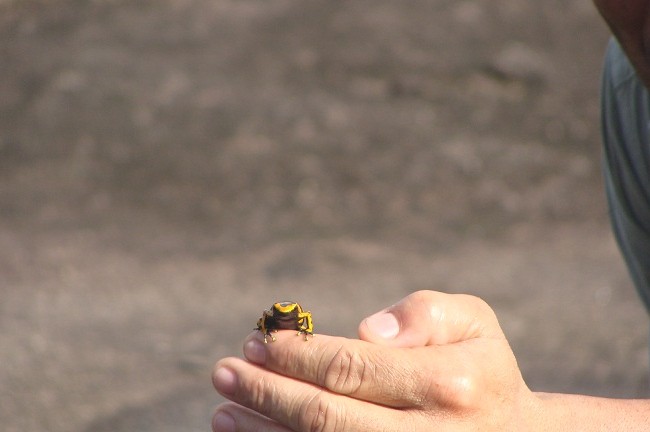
xmin=1 ymin=0 xmax=649 ymax=431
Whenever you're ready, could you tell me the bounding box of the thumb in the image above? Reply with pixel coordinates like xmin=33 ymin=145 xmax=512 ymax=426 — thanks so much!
xmin=358 ymin=290 xmax=505 ymax=347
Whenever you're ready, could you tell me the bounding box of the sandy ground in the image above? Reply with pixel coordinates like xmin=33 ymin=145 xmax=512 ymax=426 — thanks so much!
xmin=1 ymin=1 xmax=648 ymax=431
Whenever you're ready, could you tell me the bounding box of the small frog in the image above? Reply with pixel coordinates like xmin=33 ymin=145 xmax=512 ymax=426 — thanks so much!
xmin=256 ymin=301 xmax=314 ymax=343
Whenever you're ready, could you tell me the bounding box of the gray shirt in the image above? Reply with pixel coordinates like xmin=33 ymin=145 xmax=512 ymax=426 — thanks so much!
xmin=601 ymin=38 xmax=650 ymax=313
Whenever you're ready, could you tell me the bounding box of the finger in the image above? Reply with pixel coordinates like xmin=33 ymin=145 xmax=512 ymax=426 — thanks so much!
xmin=213 ymin=356 xmax=407 ymax=432
xmin=358 ymin=290 xmax=504 ymax=348
xmin=213 ymin=402 xmax=291 ymax=432
xmin=242 ymin=329 xmax=481 ymax=409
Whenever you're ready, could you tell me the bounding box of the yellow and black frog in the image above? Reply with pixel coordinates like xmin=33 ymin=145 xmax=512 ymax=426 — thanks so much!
xmin=256 ymin=301 xmax=314 ymax=343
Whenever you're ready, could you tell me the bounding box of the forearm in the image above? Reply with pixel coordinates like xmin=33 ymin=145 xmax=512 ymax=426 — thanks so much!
xmin=533 ymin=392 xmax=650 ymax=431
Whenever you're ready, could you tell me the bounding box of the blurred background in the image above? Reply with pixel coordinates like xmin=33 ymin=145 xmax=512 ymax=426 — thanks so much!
xmin=1 ymin=0 xmax=648 ymax=431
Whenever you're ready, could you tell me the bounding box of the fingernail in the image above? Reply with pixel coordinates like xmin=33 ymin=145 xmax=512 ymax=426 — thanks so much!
xmin=212 ymin=410 xmax=235 ymax=432
xmin=213 ymin=366 xmax=237 ymax=396
xmin=365 ymin=311 xmax=399 ymax=339
xmin=244 ymin=338 xmax=266 ymax=364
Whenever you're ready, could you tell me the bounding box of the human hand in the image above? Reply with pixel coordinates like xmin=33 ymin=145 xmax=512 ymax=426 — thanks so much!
xmin=212 ymin=290 xmax=542 ymax=431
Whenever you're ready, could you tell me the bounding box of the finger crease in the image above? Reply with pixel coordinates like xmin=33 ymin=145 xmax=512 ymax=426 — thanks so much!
xmin=325 ymin=345 xmax=364 ymax=395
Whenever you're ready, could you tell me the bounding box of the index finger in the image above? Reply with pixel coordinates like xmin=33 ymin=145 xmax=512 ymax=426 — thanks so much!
xmin=242 ymin=329 xmax=476 ymax=409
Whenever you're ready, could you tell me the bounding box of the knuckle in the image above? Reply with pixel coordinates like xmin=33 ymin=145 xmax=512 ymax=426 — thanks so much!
xmin=447 ymin=369 xmax=482 ymax=410
xmin=470 ymin=294 xmax=494 ymax=315
xmin=298 ymin=391 xmax=344 ymax=432
xmin=472 ymin=296 xmax=503 ymax=332
xmin=322 ymin=345 xmax=370 ymax=395
xmin=408 ymin=290 xmax=437 ymax=305
xmin=248 ymin=374 xmax=276 ymax=412
xmin=463 ymin=294 xmax=497 ymax=321
xmin=424 ymin=365 xmax=482 ymax=410
xmin=458 ymin=294 xmax=503 ymax=337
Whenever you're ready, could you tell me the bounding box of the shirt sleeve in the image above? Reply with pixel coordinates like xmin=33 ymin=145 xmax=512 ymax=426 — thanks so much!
xmin=601 ymin=38 xmax=650 ymax=313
